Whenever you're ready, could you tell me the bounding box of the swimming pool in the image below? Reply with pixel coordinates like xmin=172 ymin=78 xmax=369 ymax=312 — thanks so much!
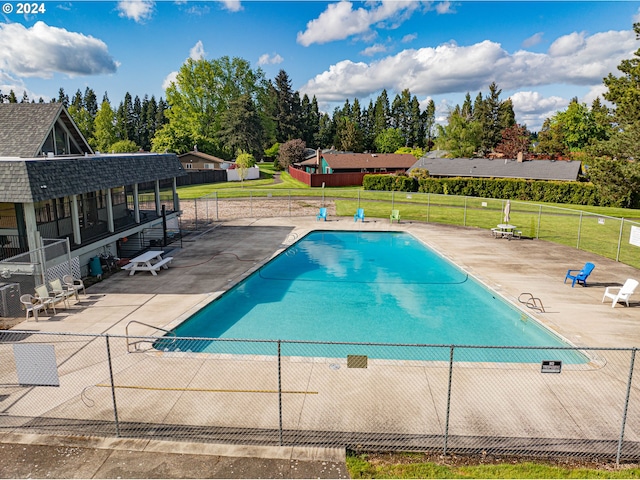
xmin=163 ymin=231 xmax=585 ymax=363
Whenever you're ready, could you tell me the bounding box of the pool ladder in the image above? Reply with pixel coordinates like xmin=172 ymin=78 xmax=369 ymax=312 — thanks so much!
xmin=126 ymin=320 xmax=176 ymax=353
xmin=518 ymin=293 xmax=546 ymax=313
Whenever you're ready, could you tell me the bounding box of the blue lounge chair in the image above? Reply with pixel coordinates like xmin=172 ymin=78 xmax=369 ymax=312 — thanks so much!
xmin=316 ymin=207 xmax=327 ymax=221
xmin=564 ymin=262 xmax=595 ymax=287
xmin=354 ymin=208 xmax=365 ymax=222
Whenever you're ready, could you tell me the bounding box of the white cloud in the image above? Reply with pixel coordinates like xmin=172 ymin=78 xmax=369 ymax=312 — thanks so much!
xmin=0 ymin=21 xmax=117 ymax=78
xmin=189 ymin=41 xmax=206 ymax=60
xmin=435 ymin=1 xmax=454 ymax=14
xmin=219 ymin=0 xmax=242 ymax=12
xmin=297 ymin=0 xmax=421 ymax=47
xmin=257 ymin=53 xmax=284 ymax=66
xmin=162 ymin=41 xmax=207 ymax=91
xmin=633 ymin=6 xmax=640 ymax=23
xmin=402 ymin=33 xmax=418 ymax=43
xmin=162 ymin=71 xmax=178 ymax=91
xmin=360 ymin=44 xmax=388 ymax=56
xmin=581 ymin=84 xmax=608 ymax=106
xmin=117 ymin=0 xmax=155 ymax=22
xmin=300 ymin=29 xmax=636 ymax=103
xmin=522 ymin=32 xmax=543 ymax=48
xmin=510 ymin=91 xmax=568 ymax=131
xmin=548 ymin=31 xmax=586 ymax=57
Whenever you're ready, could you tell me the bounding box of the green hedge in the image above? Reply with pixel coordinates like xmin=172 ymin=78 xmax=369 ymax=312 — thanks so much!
xmin=362 ymin=174 xmax=417 ymax=192
xmin=362 ymin=174 xmax=599 ymax=205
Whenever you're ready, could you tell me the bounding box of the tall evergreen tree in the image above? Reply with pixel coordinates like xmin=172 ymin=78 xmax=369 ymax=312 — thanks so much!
xmin=271 ymin=69 xmax=301 ymax=142
xmin=422 ymin=99 xmax=436 ymax=150
xmin=217 ymin=93 xmax=264 ymax=157
xmin=57 ymin=88 xmax=69 ymax=107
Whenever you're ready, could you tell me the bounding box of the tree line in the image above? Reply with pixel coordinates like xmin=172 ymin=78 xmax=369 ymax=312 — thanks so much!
xmin=2 ymin=22 xmax=639 ymax=207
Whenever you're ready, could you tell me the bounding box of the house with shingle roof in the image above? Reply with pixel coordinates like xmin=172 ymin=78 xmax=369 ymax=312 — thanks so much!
xmin=178 ymin=150 xmax=233 ymax=170
xmin=291 ymin=150 xmax=416 ymax=187
xmin=410 ymin=155 xmax=582 ymax=181
xmin=0 ymin=103 xmax=186 ymax=286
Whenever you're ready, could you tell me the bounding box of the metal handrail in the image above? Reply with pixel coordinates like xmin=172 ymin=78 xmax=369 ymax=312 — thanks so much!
xmin=518 ymin=292 xmax=546 ymax=313
xmin=125 ymin=320 xmax=176 ymax=353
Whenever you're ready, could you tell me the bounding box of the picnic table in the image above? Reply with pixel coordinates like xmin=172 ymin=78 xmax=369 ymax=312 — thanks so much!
xmin=491 ymin=224 xmax=521 ymax=240
xmin=122 ymin=250 xmax=173 ymax=276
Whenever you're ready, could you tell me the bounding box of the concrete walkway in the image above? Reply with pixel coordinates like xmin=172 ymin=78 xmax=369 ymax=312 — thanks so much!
xmin=2 ymin=216 xmax=640 ymax=477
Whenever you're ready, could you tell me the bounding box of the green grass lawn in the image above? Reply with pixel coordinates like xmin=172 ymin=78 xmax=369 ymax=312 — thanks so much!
xmin=172 ymin=172 xmax=640 ymax=268
xmin=347 ymin=453 xmax=640 ymax=479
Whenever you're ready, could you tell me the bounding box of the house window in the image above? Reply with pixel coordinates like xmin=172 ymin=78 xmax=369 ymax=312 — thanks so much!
xmin=184 ymin=163 xmax=193 ymax=169
xmin=204 ymin=163 xmax=216 ymax=169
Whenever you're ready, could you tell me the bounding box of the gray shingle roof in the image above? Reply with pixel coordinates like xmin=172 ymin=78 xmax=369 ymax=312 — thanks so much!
xmin=0 ymin=153 xmax=186 ymax=203
xmin=0 ymin=103 xmax=91 ymax=157
xmin=410 ymin=157 xmax=581 ymax=181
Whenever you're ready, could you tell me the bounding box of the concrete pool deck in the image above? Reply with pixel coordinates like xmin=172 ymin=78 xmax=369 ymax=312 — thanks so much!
xmin=2 ymin=216 xmax=640 ymax=476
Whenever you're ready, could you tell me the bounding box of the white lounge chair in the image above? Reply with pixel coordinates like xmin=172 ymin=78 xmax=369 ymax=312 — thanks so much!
xmin=35 ymin=284 xmax=59 ymax=314
xmin=50 ymin=278 xmax=74 ymax=308
xmin=602 ymin=278 xmax=638 ymax=308
xmin=20 ymin=294 xmax=46 ymax=321
xmin=63 ymin=274 xmax=85 ymax=299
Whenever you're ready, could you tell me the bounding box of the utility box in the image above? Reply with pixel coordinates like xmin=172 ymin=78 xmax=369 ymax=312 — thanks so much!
xmin=0 ymin=282 xmax=22 ymax=317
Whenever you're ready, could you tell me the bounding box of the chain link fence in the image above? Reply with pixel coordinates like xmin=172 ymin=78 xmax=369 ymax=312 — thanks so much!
xmin=176 ymin=190 xmax=640 ymax=269
xmin=1 ymin=330 xmax=638 ymax=462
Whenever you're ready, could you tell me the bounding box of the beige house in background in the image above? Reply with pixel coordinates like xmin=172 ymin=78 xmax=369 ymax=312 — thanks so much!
xmin=178 ymin=151 xmax=232 ymax=170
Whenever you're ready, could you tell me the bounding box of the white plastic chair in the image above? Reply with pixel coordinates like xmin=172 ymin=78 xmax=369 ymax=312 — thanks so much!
xmin=63 ymin=274 xmax=85 ymax=299
xmin=50 ymin=278 xmax=74 ymax=308
xmin=20 ymin=294 xmax=46 ymax=321
xmin=602 ymin=279 xmax=639 ymax=308
xmin=34 ymin=284 xmax=58 ymax=314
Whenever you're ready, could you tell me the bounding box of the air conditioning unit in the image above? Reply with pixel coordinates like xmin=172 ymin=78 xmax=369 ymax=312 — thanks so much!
xmin=0 ymin=282 xmax=22 ymax=317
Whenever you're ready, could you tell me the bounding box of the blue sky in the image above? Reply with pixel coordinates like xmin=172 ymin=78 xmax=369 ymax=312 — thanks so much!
xmin=1 ymin=1 xmax=640 ymax=131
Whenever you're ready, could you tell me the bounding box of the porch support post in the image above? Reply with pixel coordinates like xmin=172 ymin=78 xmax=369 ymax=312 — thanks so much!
xmin=133 ymin=184 xmax=140 ymax=223
xmin=154 ymin=180 xmax=161 ymax=216
xmin=70 ymin=194 xmax=81 ymax=245
xmin=106 ymin=188 xmax=114 ymax=232
xmin=23 ymin=202 xmax=40 ymax=251
xmin=172 ymin=177 xmax=180 ymax=212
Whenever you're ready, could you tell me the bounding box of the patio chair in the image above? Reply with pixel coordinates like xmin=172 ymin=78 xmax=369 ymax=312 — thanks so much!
xmin=354 ymin=208 xmax=365 ymax=222
xmin=564 ymin=262 xmax=595 ymax=287
xmin=63 ymin=274 xmax=86 ymax=299
xmin=34 ymin=284 xmax=59 ymax=314
xmin=50 ymin=278 xmax=74 ymax=308
xmin=390 ymin=209 xmax=400 ymax=223
xmin=602 ymin=278 xmax=639 ymax=308
xmin=316 ymin=207 xmax=327 ymax=221
xmin=20 ymin=294 xmax=46 ymax=321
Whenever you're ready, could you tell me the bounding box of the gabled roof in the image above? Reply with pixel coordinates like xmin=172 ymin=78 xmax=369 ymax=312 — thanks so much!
xmin=0 ymin=153 xmax=185 ymax=203
xmin=0 ymin=103 xmax=92 ymax=157
xmin=410 ymin=157 xmax=582 ymax=181
xmin=178 ymin=151 xmax=229 ymax=163
xmin=322 ymin=153 xmax=416 ymax=170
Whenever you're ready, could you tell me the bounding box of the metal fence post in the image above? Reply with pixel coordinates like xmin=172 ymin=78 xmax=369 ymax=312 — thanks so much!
xmin=616 ymin=219 xmax=624 ymax=262
xmin=105 ymin=334 xmax=121 ymax=437
xmin=278 ymin=340 xmax=283 ymax=446
xmin=616 ymin=348 xmax=636 ymax=465
xmin=194 ymin=197 xmax=198 ymax=231
xmin=577 ymin=211 xmax=583 ymax=249
xmin=427 ymin=193 xmax=430 ymax=223
xmin=443 ymin=345 xmax=454 ymax=456
xmin=463 ymin=196 xmax=467 ymax=226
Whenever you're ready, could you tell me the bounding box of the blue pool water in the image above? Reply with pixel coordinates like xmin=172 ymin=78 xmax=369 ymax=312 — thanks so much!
xmin=164 ymin=231 xmax=585 ymax=363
